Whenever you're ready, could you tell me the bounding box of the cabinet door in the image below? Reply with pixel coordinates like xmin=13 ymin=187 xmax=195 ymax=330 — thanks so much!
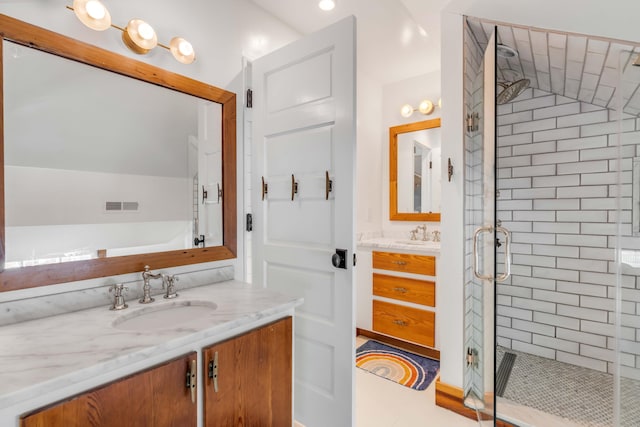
xmin=203 ymin=317 xmax=292 ymax=427
xmin=21 ymin=353 xmax=197 ymax=427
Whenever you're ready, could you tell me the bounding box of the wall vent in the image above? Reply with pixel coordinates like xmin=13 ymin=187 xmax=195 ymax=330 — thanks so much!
xmin=105 ymin=201 xmax=139 ymax=212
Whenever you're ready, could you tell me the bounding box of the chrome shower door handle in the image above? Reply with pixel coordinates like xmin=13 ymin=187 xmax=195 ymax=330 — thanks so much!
xmin=473 ymin=226 xmax=494 ymax=281
xmin=495 ymin=226 xmax=511 ymax=283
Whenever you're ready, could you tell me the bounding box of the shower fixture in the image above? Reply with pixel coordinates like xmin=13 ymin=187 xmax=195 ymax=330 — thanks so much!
xmin=496 ymin=78 xmax=530 ymax=104
xmin=496 ymin=44 xmax=518 ymax=58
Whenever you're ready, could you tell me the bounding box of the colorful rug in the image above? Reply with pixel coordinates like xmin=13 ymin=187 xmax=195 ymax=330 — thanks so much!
xmin=356 ymin=340 xmax=439 ymax=391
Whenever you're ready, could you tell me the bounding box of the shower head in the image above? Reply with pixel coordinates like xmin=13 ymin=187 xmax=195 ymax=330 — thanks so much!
xmin=496 ymin=78 xmax=530 ymax=104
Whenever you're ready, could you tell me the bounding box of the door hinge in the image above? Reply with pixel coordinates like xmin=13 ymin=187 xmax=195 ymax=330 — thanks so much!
xmin=466 ymin=347 xmax=478 ymax=368
xmin=246 ymin=213 xmax=253 ymax=232
xmin=466 ymin=112 xmax=479 ymax=132
xmin=246 ymin=88 xmax=253 ymax=108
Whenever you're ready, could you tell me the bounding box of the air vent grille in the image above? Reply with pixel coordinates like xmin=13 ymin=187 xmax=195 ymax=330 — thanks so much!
xmin=105 ymin=201 xmax=139 ymax=212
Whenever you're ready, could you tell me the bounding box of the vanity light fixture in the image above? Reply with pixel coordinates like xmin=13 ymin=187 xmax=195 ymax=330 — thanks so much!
xmin=67 ymin=1 xmax=196 ymax=64
xmin=400 ymin=98 xmax=439 ymax=118
xmin=319 ymin=0 xmax=336 ymax=11
xmin=72 ymin=0 xmax=111 ymax=31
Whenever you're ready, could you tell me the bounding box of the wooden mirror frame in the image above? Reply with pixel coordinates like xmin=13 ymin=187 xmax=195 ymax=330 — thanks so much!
xmin=0 ymin=15 xmax=237 ymax=292
xmin=389 ymin=118 xmax=441 ymax=222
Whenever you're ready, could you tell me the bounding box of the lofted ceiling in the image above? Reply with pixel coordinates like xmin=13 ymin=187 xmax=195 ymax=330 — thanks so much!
xmin=466 ymin=17 xmax=640 ymax=115
xmin=248 ymin=0 xmax=447 ymax=85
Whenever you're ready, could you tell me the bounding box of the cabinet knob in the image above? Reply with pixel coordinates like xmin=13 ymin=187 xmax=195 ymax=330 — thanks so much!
xmin=393 ymin=287 xmax=408 ymax=294
xmin=393 ymin=319 xmax=408 ymax=327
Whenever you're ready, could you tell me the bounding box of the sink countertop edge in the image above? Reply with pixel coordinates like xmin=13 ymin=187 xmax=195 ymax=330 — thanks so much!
xmin=357 ymin=238 xmax=441 ymax=253
xmin=0 ymin=280 xmax=302 ymax=414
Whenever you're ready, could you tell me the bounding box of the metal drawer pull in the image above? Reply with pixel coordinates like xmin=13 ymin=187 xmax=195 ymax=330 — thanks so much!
xmin=392 ymin=260 xmax=407 ymax=266
xmin=393 ymin=319 xmax=408 ymax=327
xmin=393 ymin=287 xmax=408 ymax=293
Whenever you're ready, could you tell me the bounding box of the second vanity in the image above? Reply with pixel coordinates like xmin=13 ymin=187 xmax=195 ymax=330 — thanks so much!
xmin=0 ymin=281 xmax=302 ymax=426
xmin=357 ymin=237 xmax=440 ymax=357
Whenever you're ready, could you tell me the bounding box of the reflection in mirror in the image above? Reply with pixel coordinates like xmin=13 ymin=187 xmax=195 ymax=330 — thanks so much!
xmin=4 ymin=41 xmax=223 ymax=268
xmin=0 ymin=14 xmax=236 ymax=292
xmin=390 ymin=118 xmax=441 ymax=221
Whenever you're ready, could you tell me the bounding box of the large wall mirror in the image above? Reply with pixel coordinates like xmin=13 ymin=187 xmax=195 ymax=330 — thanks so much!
xmin=0 ymin=15 xmax=236 ymax=292
xmin=390 ymin=118 xmax=441 ymax=221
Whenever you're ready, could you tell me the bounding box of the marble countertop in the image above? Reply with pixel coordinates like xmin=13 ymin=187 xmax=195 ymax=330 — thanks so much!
xmin=0 ymin=281 xmax=301 ymax=413
xmin=357 ymin=237 xmax=440 ymax=253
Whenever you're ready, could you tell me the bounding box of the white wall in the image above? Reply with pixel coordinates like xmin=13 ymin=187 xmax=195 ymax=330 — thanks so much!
xmin=439 ymin=0 xmax=640 ymax=389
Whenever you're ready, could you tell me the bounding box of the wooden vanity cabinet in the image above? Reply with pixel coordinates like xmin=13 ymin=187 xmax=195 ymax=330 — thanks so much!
xmin=21 ymin=353 xmax=197 ymax=427
xmin=370 ymin=251 xmax=437 ymax=350
xmin=203 ymin=317 xmax=292 ymax=427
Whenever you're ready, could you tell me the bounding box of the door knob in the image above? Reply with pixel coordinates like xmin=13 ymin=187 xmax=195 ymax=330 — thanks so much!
xmin=332 ymin=249 xmax=347 ymax=269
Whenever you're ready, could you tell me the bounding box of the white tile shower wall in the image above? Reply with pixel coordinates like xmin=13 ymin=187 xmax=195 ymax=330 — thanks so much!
xmin=497 ymin=87 xmax=640 ymax=380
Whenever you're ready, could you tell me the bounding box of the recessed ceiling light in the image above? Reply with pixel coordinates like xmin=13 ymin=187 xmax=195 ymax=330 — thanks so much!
xmin=318 ymin=0 xmax=335 ymax=11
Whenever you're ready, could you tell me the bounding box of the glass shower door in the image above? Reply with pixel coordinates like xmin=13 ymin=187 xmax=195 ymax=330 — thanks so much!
xmin=463 ymin=27 xmax=504 ymax=422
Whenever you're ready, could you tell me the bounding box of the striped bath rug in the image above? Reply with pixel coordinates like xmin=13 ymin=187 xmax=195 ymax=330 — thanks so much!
xmin=356 ymin=340 xmax=439 ymax=391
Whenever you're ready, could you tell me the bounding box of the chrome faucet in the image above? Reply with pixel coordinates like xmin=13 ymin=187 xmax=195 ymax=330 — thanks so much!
xmin=432 ymin=230 xmax=441 ymax=242
xmin=109 ymin=283 xmax=128 ymax=310
xmin=140 ymin=265 xmax=162 ymax=304
xmin=162 ymin=274 xmax=179 ymax=299
xmin=417 ymin=224 xmax=429 ymax=241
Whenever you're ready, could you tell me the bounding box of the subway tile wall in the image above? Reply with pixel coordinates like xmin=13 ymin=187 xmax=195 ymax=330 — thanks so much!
xmin=496 ymin=87 xmax=640 ymax=379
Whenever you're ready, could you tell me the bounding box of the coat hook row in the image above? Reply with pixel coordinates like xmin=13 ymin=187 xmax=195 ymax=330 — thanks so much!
xmin=260 ymin=171 xmax=333 ymax=202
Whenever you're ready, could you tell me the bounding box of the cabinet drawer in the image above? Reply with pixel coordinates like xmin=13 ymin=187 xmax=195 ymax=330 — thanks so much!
xmin=373 ymin=273 xmax=435 ymax=306
xmin=372 ymin=251 xmax=435 ymax=276
xmin=372 ymin=300 xmax=435 ymax=348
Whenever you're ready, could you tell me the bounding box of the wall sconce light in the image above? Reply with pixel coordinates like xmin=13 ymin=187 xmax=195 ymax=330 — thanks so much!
xmin=68 ymin=0 xmax=196 ymax=64
xmin=400 ymin=98 xmax=441 ymax=118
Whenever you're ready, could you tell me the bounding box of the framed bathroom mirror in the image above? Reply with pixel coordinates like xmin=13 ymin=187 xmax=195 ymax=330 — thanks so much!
xmin=0 ymin=14 xmax=237 ymax=292
xmin=389 ymin=118 xmax=441 ymax=221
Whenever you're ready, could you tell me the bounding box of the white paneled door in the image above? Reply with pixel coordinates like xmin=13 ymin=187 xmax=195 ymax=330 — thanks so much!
xmin=252 ymin=16 xmax=356 ymax=427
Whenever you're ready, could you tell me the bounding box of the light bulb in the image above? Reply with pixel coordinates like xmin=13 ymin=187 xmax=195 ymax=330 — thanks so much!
xmin=85 ymin=0 xmax=105 ymax=20
xmin=178 ymin=40 xmax=193 ymax=56
xmin=137 ymin=22 xmax=154 ymax=41
xmin=318 ymin=0 xmax=336 ymax=11
xmin=400 ymin=104 xmax=414 ymax=118
xmin=418 ymin=99 xmax=434 ymax=115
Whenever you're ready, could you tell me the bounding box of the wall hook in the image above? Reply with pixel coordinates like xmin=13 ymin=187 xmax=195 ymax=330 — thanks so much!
xmin=325 ymin=171 xmax=333 ymax=200
xmin=448 ymin=158 xmax=454 ymax=182
xmin=261 ymin=176 xmax=268 ymax=201
xmin=291 ymin=174 xmax=299 ymax=201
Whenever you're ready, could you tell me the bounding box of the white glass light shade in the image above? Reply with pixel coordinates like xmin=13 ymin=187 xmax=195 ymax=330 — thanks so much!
xmin=122 ymin=19 xmax=158 ymax=54
xmin=400 ymin=104 xmax=414 ymax=118
xmin=73 ymin=0 xmax=111 ymax=31
xmin=170 ymin=37 xmax=196 ymax=64
xmin=318 ymin=0 xmax=336 ymax=11
xmin=418 ymin=99 xmax=434 ymax=115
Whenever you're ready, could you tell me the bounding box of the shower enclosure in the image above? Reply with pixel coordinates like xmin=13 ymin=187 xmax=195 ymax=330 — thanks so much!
xmin=463 ymin=17 xmax=640 ymax=427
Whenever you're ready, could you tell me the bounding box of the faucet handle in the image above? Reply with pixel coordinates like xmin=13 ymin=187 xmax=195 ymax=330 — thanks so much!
xmin=162 ymin=274 xmax=179 ymax=299
xmin=109 ymin=283 xmax=128 ymax=310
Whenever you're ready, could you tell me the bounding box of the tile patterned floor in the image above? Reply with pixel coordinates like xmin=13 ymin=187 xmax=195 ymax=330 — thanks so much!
xmin=497 ymin=346 xmax=640 ymax=427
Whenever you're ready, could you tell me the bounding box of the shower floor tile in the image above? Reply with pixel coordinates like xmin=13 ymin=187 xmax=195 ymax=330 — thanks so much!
xmin=497 ymin=346 xmax=640 ymax=426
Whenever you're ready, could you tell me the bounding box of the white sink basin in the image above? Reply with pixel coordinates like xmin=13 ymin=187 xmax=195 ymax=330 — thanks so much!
xmin=112 ymin=300 xmax=217 ymax=331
